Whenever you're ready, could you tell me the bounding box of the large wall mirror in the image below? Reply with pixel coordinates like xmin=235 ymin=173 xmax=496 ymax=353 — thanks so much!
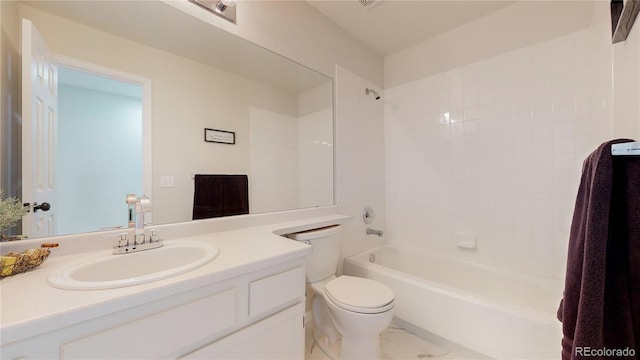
xmin=0 ymin=0 xmax=334 ymax=240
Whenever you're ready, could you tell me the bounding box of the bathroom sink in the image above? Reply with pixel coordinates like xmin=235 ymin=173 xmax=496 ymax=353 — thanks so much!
xmin=47 ymin=241 xmax=219 ymax=290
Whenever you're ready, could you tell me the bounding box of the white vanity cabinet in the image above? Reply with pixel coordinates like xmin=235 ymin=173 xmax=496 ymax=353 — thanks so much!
xmin=182 ymin=266 xmax=306 ymax=359
xmin=181 ymin=302 xmax=304 ymax=359
xmin=1 ymin=260 xmax=306 ymax=360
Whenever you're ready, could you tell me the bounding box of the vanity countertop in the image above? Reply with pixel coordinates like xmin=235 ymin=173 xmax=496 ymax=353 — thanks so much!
xmin=0 ymin=214 xmax=350 ymax=346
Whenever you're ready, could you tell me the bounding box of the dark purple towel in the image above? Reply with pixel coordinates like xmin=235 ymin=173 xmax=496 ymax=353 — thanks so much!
xmin=557 ymin=139 xmax=640 ymax=359
xmin=192 ymin=174 xmax=249 ymax=220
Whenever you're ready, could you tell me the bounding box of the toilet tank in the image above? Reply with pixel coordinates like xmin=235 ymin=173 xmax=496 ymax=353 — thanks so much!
xmin=285 ymin=225 xmax=342 ymax=283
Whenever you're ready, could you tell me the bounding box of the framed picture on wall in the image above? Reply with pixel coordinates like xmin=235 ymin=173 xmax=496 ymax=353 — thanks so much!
xmin=204 ymin=128 xmax=235 ymax=145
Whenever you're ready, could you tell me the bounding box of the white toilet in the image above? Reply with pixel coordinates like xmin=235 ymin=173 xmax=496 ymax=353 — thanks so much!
xmin=286 ymin=225 xmax=395 ymax=359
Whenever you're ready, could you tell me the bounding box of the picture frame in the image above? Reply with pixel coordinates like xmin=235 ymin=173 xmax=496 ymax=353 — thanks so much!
xmin=204 ymin=128 xmax=235 ymax=144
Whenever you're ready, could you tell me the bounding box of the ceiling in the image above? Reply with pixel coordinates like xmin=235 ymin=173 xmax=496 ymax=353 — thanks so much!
xmin=305 ymin=0 xmax=517 ymax=56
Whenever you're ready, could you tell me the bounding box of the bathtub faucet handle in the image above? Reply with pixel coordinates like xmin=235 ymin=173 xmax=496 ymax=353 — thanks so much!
xmin=366 ymin=228 xmax=383 ymax=237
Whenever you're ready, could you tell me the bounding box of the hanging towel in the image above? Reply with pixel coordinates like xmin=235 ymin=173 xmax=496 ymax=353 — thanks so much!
xmin=192 ymin=174 xmax=249 ymax=220
xmin=557 ymin=139 xmax=640 ymax=359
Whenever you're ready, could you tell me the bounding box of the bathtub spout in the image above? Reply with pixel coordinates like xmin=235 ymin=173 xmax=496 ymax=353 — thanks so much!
xmin=366 ymin=228 xmax=383 ymax=237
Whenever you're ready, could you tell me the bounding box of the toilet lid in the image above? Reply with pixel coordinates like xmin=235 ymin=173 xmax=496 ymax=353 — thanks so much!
xmin=325 ymin=276 xmax=394 ymax=313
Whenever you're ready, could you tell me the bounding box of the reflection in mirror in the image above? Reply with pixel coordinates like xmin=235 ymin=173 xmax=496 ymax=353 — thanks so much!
xmin=0 ymin=0 xmax=334 ymax=241
xmin=57 ymin=66 xmax=144 ymax=235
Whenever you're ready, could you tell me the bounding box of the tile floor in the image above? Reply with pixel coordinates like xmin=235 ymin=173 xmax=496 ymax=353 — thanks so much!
xmin=305 ymin=324 xmax=477 ymax=360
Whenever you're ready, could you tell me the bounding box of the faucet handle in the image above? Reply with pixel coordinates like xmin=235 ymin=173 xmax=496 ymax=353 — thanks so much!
xmin=134 ymin=233 xmax=145 ymax=245
xmin=126 ymin=194 xmax=137 ymax=205
xmin=137 ymin=195 xmax=152 ymax=212
xmin=118 ymin=234 xmax=129 ymax=247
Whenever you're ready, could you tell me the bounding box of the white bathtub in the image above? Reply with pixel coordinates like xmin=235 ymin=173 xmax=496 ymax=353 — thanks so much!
xmin=343 ymin=246 xmax=564 ymax=359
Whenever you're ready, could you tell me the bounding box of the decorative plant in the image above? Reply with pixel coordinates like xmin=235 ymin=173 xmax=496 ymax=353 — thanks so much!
xmin=0 ymin=190 xmax=28 ymax=232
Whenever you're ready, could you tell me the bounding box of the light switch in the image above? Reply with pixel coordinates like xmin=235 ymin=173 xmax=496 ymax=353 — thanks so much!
xmin=160 ymin=176 xmax=174 ymax=188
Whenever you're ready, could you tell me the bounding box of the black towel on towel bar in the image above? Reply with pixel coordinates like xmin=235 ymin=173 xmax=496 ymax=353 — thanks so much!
xmin=192 ymin=174 xmax=249 ymax=220
xmin=557 ymin=139 xmax=640 ymax=360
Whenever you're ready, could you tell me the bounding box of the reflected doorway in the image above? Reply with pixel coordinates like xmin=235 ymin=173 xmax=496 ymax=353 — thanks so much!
xmin=56 ymin=66 xmax=144 ymax=234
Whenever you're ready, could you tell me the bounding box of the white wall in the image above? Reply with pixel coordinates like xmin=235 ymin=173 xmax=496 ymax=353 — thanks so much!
xmin=335 ymin=66 xmax=386 ymax=272
xmin=612 ymin=10 xmax=640 ymax=139
xmin=298 ymin=81 xmax=333 ymax=117
xmin=385 ymin=1 xmax=595 ymax=89
xmin=384 ymin=3 xmax=613 ymax=279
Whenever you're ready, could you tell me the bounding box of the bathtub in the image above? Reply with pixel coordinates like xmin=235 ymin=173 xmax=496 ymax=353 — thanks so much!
xmin=343 ymin=246 xmax=564 ymax=359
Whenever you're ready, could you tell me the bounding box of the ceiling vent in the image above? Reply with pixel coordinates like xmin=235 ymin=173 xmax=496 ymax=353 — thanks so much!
xmin=359 ymin=0 xmax=382 ymax=10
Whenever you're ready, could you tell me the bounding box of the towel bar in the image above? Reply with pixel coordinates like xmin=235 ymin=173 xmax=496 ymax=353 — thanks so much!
xmin=612 ymin=142 xmax=640 ymax=156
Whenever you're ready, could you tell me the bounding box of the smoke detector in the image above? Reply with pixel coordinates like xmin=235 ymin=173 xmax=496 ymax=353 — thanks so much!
xmin=359 ymin=0 xmax=382 ymax=10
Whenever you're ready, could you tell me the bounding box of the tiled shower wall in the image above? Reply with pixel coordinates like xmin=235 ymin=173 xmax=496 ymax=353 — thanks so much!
xmin=384 ymin=26 xmax=612 ymax=279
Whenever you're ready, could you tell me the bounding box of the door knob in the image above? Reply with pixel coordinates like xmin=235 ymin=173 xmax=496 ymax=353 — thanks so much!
xmin=33 ymin=202 xmax=51 ymax=212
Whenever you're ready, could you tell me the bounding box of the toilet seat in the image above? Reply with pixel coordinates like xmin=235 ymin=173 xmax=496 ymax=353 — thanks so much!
xmin=324 ymin=276 xmax=395 ymax=314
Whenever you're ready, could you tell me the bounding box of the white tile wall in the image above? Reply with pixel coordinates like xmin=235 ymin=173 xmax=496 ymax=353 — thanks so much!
xmin=335 ymin=66 xmax=386 ymax=272
xmin=250 ymin=107 xmax=300 ymax=214
xmin=384 ymin=27 xmax=612 ymax=279
xmin=299 ymin=108 xmax=334 ymax=208
xmin=250 ymin=106 xmax=333 ymax=214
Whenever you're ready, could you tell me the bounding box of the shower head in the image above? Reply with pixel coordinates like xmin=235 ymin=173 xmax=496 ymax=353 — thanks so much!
xmin=365 ymin=88 xmax=381 ymax=100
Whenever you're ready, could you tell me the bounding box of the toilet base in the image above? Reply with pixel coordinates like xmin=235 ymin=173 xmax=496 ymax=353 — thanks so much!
xmin=309 ymin=277 xmax=393 ymax=360
xmin=312 ymin=328 xmax=340 ymax=360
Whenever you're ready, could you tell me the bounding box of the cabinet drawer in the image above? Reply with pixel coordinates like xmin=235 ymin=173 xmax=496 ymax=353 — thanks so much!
xmin=249 ymin=266 xmax=304 ymax=317
xmin=61 ymin=289 xmax=236 ymax=359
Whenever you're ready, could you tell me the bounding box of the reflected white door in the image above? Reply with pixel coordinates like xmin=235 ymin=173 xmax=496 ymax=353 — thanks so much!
xmin=21 ymin=19 xmax=58 ymax=238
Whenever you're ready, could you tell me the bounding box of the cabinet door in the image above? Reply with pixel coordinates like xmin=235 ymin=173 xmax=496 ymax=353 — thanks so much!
xmin=61 ymin=289 xmax=236 ymax=359
xmin=182 ymin=302 xmax=304 ymax=359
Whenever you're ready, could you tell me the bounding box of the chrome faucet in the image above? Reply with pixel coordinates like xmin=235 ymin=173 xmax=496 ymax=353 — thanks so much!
xmin=366 ymin=228 xmax=383 ymax=237
xmin=134 ymin=195 xmax=152 ymax=245
xmin=114 ymin=194 xmax=162 ymax=254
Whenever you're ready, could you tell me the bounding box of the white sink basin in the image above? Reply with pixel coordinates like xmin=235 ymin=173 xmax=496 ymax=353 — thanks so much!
xmin=48 ymin=241 xmax=219 ymax=290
